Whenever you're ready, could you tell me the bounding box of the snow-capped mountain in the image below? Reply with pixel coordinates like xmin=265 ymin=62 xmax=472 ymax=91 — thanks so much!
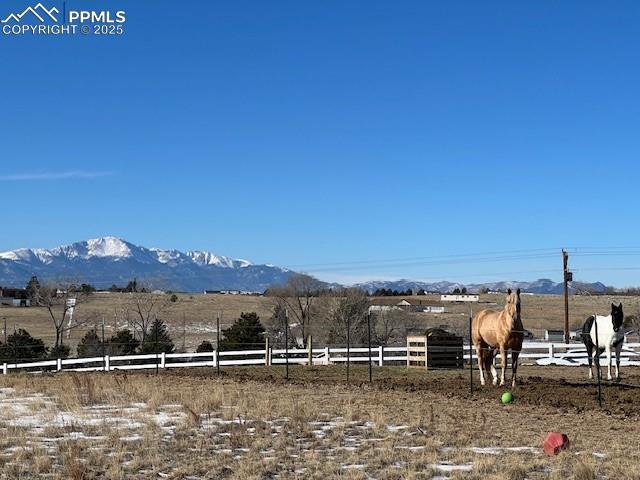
xmin=0 ymin=237 xmax=292 ymax=292
xmin=354 ymin=278 xmax=610 ymax=295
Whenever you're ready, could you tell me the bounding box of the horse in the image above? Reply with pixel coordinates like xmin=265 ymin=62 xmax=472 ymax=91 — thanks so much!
xmin=581 ymin=303 xmax=625 ymax=382
xmin=472 ymin=289 xmax=524 ymax=387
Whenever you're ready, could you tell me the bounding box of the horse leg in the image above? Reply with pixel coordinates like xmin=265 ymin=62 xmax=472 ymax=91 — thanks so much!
xmin=499 ymin=345 xmax=507 ymax=386
xmin=511 ymin=350 xmax=520 ymax=388
xmin=606 ymin=346 xmax=613 ymax=381
xmin=615 ymin=342 xmax=622 ymax=381
xmin=585 ymin=340 xmax=594 ymax=380
xmin=489 ymin=350 xmax=498 ymax=385
xmin=475 ymin=343 xmax=486 ymax=386
xmin=594 ymin=347 xmax=602 ymax=380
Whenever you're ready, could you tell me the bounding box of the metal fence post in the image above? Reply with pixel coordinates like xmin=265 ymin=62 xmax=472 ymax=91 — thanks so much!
xmin=346 ymin=314 xmax=351 ymax=385
xmin=216 ymin=312 xmax=221 ymax=376
xmin=469 ymin=311 xmax=473 ymax=394
xmin=284 ymin=309 xmax=289 ymax=380
xmin=367 ymin=311 xmax=372 ymax=383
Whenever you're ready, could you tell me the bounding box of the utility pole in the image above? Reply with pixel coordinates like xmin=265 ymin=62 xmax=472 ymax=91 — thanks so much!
xmin=562 ymin=249 xmax=572 ymax=344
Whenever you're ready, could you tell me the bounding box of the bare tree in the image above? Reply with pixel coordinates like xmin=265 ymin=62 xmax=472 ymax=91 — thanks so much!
xmin=326 ymin=288 xmax=370 ymax=345
xmin=36 ymin=284 xmax=94 ymax=348
xmin=266 ymin=273 xmax=324 ymax=347
xmin=122 ymin=289 xmax=173 ymax=341
xmin=371 ymin=308 xmax=421 ymax=346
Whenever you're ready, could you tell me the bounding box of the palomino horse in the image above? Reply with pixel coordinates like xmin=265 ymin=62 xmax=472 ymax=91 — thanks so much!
xmin=472 ymin=289 xmax=524 ymax=387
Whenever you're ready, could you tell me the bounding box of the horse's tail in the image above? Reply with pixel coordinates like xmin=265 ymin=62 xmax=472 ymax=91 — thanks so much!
xmin=471 ymin=310 xmax=485 ymax=345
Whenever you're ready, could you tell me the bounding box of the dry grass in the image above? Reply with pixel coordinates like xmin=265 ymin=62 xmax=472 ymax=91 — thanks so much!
xmin=0 ymin=366 xmax=639 ymax=479
xmin=1 ymin=292 xmax=638 ymax=353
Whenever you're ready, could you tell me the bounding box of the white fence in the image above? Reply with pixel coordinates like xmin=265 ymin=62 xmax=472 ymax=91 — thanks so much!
xmin=2 ymin=342 xmax=640 ymax=374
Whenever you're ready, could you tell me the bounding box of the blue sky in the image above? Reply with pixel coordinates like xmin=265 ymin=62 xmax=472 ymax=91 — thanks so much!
xmin=1 ymin=1 xmax=639 ymax=286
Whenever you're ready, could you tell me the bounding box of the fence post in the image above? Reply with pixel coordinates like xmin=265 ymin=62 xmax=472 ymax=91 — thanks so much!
xmin=2 ymin=363 xmax=6 ymax=375
xmin=213 ymin=350 xmax=217 ymax=369
xmin=56 ymin=358 xmax=62 ymax=372
xmin=104 ymin=355 xmax=110 ymax=372
xmin=324 ymin=346 xmax=330 ymax=365
xmin=307 ymin=335 xmax=312 ymax=366
xmin=549 ymin=343 xmax=554 ymax=359
xmin=160 ymin=352 xmax=166 ymax=369
xmin=264 ymin=337 xmax=270 ymax=366
xmin=378 ymin=345 xmax=384 ymax=366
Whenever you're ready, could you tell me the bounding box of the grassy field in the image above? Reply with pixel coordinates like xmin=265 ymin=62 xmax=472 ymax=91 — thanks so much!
xmin=0 ymin=292 xmax=638 ymax=353
xmin=0 ymin=365 xmax=639 ymax=479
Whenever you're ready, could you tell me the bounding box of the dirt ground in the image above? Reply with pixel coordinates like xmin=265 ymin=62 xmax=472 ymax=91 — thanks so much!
xmin=165 ymin=364 xmax=640 ymax=417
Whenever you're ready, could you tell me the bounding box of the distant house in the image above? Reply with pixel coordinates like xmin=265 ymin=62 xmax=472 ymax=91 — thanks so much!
xmin=422 ymin=306 xmax=445 ymax=314
xmin=440 ymin=294 xmax=479 ymax=303
xmin=369 ymin=298 xmax=446 ymax=314
xmin=203 ymin=289 xmax=261 ymax=296
xmin=0 ymin=287 xmax=31 ymax=307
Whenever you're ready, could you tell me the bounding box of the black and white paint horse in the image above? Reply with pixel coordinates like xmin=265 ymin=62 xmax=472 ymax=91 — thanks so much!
xmin=581 ymin=303 xmax=625 ymax=381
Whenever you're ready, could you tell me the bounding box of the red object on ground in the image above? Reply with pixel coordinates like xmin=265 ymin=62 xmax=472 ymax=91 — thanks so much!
xmin=543 ymin=432 xmax=569 ymax=455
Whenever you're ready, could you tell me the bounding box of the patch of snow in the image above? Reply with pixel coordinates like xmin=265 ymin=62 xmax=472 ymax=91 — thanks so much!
xmin=430 ymin=463 xmax=473 ymax=472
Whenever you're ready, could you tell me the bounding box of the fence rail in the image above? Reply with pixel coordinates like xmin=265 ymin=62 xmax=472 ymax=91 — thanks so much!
xmin=2 ymin=341 xmax=640 ymax=375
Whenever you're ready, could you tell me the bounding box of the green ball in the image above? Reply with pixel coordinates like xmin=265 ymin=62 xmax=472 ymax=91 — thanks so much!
xmin=501 ymin=391 xmax=514 ymax=404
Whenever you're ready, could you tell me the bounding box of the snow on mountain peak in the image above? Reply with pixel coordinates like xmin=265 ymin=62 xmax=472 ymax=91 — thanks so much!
xmin=187 ymin=251 xmax=252 ymax=268
xmin=85 ymin=237 xmax=132 ymax=258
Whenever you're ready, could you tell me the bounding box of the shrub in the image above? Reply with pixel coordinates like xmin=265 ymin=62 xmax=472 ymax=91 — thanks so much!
xmin=107 ymin=329 xmax=139 ymax=355
xmin=48 ymin=344 xmax=71 ymax=360
xmin=196 ymin=340 xmax=214 ymax=352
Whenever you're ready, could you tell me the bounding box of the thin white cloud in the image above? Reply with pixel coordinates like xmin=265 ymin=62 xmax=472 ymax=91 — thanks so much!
xmin=0 ymin=171 xmax=113 ymax=181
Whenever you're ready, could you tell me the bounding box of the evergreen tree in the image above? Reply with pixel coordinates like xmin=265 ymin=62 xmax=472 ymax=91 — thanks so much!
xmin=219 ymin=312 xmax=265 ymax=351
xmin=0 ymin=329 xmax=47 ymax=362
xmin=107 ymin=329 xmax=139 ymax=355
xmin=139 ymin=318 xmax=175 ymax=354
xmin=77 ymin=329 xmax=104 ymax=357
xmin=25 ymin=276 xmax=40 ymax=300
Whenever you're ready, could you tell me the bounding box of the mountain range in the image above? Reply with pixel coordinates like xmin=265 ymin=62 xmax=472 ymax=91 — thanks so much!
xmin=0 ymin=237 xmax=610 ymax=294
xmin=353 ymin=278 xmax=609 ymax=295
xmin=0 ymin=237 xmax=292 ymax=292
